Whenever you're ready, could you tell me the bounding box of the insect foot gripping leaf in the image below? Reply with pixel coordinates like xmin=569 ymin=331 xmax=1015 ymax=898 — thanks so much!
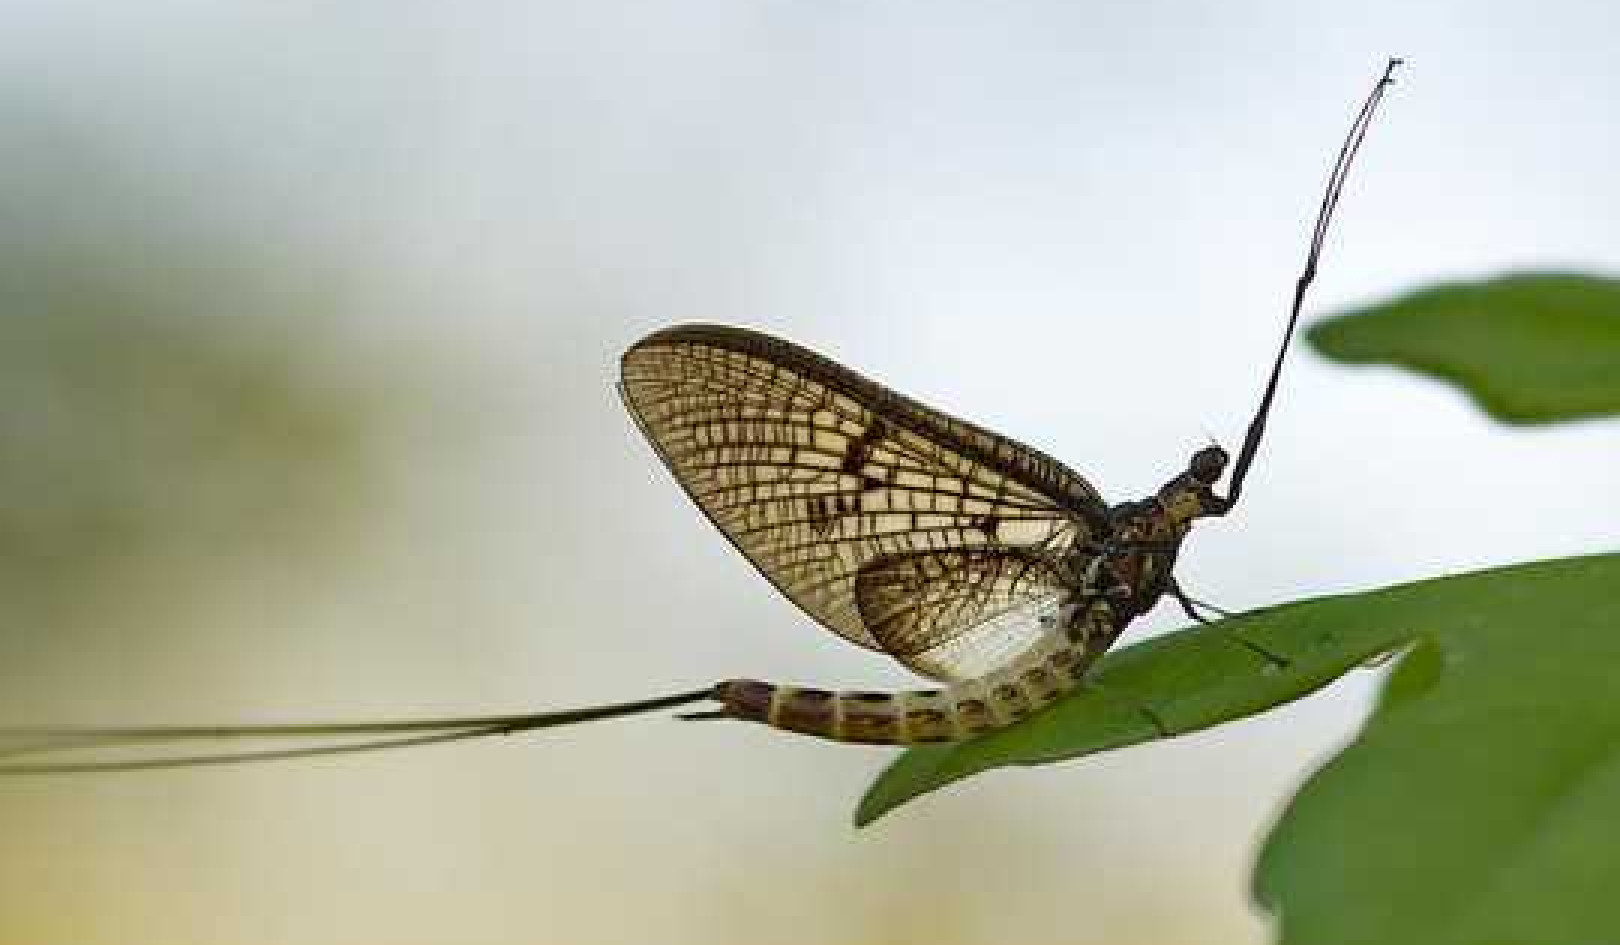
xmin=1253 ymin=553 xmax=1620 ymax=945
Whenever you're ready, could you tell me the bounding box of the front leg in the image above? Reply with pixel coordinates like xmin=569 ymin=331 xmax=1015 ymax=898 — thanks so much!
xmin=1167 ymin=577 xmax=1289 ymax=668
xmin=1167 ymin=580 xmax=1232 ymax=623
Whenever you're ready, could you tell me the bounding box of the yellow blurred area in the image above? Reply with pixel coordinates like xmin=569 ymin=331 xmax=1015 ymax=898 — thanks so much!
xmin=3 ymin=4 xmax=1619 ymax=945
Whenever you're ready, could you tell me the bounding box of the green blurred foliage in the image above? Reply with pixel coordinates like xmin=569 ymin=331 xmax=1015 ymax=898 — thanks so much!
xmin=1253 ymin=554 xmax=1620 ymax=945
xmin=0 ymin=250 xmax=385 ymax=637
xmin=0 ymin=98 xmax=393 ymax=647
xmin=1309 ymin=272 xmax=1620 ymax=423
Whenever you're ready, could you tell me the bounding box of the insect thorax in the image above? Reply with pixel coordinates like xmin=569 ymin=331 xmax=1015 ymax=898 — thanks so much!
xmin=1093 ymin=445 xmax=1230 ymax=615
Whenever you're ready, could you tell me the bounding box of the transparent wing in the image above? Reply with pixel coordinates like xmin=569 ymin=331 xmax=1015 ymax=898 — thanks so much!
xmin=620 ymin=323 xmax=1107 ymax=680
xmin=853 ymin=549 xmax=1073 ymax=680
xmin=900 ymin=591 xmax=1074 ymax=682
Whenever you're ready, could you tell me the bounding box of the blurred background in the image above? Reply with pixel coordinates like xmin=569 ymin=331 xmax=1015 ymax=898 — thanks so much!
xmin=1 ymin=3 xmax=1616 ymax=944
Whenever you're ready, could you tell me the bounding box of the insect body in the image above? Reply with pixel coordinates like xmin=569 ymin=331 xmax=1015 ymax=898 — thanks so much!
xmin=620 ymin=324 xmax=1230 ymax=743
xmin=0 ymin=60 xmax=1400 ymax=774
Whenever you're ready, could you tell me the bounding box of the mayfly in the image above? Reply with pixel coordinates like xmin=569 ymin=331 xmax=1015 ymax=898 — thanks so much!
xmin=0 ymin=59 xmax=1401 ymax=773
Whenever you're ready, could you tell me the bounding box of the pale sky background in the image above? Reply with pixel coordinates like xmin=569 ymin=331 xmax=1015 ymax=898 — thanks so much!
xmin=1 ymin=3 xmax=1616 ymax=945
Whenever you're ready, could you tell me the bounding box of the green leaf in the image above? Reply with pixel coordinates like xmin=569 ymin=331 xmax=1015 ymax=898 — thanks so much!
xmin=856 ymin=590 xmax=1420 ymax=827
xmin=1308 ymin=272 xmax=1620 ymax=423
xmin=1255 ymin=552 xmax=1620 ymax=945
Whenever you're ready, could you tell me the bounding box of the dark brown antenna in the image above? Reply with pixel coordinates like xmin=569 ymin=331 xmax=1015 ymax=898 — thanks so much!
xmin=1220 ymin=57 xmax=1403 ymax=511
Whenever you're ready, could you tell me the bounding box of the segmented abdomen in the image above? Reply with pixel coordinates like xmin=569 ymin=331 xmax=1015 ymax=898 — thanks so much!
xmin=714 ymin=602 xmax=1118 ymax=744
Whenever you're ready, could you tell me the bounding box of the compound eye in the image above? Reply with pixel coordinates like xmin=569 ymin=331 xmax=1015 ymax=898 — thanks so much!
xmin=1190 ymin=445 xmax=1229 ymax=484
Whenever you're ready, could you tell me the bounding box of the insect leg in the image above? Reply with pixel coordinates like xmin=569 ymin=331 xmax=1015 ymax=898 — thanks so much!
xmin=1167 ymin=579 xmax=1231 ymax=623
xmin=1168 ymin=578 xmax=1290 ymax=668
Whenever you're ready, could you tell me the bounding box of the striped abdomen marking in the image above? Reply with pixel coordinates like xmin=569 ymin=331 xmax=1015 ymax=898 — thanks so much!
xmin=713 ymin=604 xmax=1115 ymax=744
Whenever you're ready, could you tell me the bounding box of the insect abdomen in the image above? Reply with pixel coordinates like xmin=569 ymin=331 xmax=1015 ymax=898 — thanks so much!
xmin=713 ymin=632 xmax=1091 ymax=745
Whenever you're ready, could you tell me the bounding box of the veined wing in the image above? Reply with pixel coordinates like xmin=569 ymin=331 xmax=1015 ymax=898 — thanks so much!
xmin=853 ymin=548 xmax=1076 ymax=680
xmin=619 ymin=324 xmax=1108 ymax=680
